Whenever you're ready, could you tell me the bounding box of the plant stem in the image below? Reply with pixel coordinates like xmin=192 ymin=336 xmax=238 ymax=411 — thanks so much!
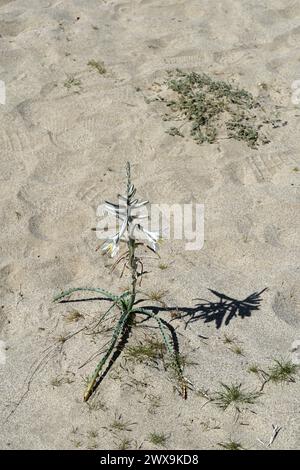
xmin=128 ymin=237 xmax=137 ymax=311
xmin=126 ymin=162 xmax=137 ymax=312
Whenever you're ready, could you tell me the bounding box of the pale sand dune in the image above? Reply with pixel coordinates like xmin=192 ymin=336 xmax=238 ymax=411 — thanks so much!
xmin=0 ymin=0 xmax=299 ymax=449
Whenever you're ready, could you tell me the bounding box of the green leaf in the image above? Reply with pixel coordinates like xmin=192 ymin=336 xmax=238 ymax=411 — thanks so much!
xmin=53 ymin=287 xmax=118 ymax=302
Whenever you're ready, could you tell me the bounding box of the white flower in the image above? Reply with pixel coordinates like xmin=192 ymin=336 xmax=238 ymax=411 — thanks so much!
xmin=134 ymin=225 xmax=159 ymax=252
xmin=101 ymin=182 xmax=159 ymax=257
xmin=101 ymin=235 xmax=120 ymax=258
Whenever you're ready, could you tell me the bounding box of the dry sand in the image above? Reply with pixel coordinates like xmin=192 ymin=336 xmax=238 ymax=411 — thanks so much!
xmin=0 ymin=0 xmax=299 ymax=450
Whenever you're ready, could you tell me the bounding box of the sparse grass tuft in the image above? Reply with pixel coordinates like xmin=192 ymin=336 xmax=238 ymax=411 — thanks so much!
xmin=266 ymin=359 xmax=298 ymax=385
xmin=50 ymin=377 xmax=62 ymax=387
xmin=199 ymin=418 xmax=220 ymax=432
xmin=50 ymin=375 xmax=74 ymax=387
xmin=213 ymin=383 xmax=261 ymax=411
xmin=248 ymin=364 xmax=260 ymax=374
xmin=104 ymin=414 xmax=135 ymax=434
xmin=71 ymin=440 xmax=82 ymax=448
xmin=249 ymin=359 xmax=298 ymax=390
xmin=148 ymin=432 xmax=168 ymax=447
xmin=147 ymin=394 xmax=161 ymax=414
xmin=57 ymin=334 xmax=67 ymax=344
xmin=87 ymin=441 xmax=98 ymax=449
xmin=219 ymin=439 xmax=243 ymax=450
xmin=64 ymin=310 xmax=83 ymax=323
xmin=86 ymin=399 xmax=108 ymax=412
xmin=115 ymin=438 xmax=132 ymax=450
xmin=125 ymin=336 xmax=165 ymax=365
xmin=222 ymin=335 xmax=244 ymax=355
xmin=230 ymin=345 xmax=244 ymax=356
xmin=88 ymin=59 xmax=106 ymax=75
xmin=147 ymin=289 xmax=168 ymax=303
xmin=87 ymin=430 xmax=99 ymax=439
xmin=223 ymin=334 xmax=236 ymax=345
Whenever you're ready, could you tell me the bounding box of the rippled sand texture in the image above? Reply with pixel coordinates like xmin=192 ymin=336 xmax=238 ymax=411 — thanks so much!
xmin=0 ymin=0 xmax=299 ymax=449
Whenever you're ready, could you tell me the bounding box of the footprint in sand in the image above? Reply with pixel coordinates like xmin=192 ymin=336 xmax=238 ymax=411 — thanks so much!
xmin=272 ymin=290 xmax=300 ymax=327
xmin=291 ymin=339 xmax=300 ymax=365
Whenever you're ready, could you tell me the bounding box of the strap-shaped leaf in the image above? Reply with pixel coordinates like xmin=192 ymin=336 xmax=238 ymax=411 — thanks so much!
xmin=84 ymin=308 xmax=131 ymax=401
xmin=53 ymin=287 xmax=119 ymax=303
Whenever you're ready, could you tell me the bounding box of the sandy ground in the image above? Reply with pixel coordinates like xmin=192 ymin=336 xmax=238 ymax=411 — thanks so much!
xmin=0 ymin=0 xmax=299 ymax=450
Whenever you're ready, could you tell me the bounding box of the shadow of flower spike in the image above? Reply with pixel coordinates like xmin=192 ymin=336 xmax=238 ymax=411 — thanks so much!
xmin=184 ymin=288 xmax=268 ymax=329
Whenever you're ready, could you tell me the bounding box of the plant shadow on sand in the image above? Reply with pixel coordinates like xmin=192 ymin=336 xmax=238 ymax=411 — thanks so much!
xmin=168 ymin=288 xmax=267 ymax=329
xmin=59 ymin=288 xmax=267 ymax=396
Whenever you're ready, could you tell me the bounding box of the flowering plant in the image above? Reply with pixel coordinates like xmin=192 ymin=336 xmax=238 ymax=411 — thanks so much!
xmin=54 ymin=163 xmax=186 ymax=401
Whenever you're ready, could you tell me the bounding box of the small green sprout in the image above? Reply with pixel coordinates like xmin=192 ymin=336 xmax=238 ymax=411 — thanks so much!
xmin=64 ymin=76 xmax=81 ymax=89
xmin=88 ymin=59 xmax=106 ymax=75
xmin=158 ymin=263 xmax=168 ymax=270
